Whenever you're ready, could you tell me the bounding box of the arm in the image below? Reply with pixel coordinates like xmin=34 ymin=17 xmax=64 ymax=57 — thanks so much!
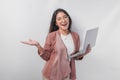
xmin=37 ymin=34 xmax=53 ymax=61
xmin=72 ymin=33 xmax=91 ymax=60
xmin=21 ymin=34 xmax=53 ymax=61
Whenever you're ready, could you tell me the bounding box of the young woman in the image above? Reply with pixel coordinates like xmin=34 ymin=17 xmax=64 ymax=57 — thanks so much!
xmin=21 ymin=8 xmax=91 ymax=80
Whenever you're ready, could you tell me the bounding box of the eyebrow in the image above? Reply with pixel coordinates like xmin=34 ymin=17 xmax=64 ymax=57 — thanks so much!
xmin=57 ymin=14 xmax=67 ymax=18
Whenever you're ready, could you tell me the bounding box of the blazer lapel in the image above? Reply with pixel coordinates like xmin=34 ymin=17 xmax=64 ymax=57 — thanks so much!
xmin=71 ymin=32 xmax=78 ymax=54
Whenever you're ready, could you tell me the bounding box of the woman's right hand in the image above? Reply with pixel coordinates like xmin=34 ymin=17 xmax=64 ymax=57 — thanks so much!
xmin=21 ymin=39 xmax=39 ymax=47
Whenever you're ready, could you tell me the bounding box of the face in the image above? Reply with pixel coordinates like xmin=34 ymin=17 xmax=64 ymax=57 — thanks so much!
xmin=56 ymin=12 xmax=69 ymax=31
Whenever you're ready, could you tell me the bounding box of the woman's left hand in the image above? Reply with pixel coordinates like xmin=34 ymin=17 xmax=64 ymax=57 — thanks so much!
xmin=85 ymin=44 xmax=91 ymax=54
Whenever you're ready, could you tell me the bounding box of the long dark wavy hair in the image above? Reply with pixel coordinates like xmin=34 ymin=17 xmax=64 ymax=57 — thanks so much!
xmin=49 ymin=8 xmax=72 ymax=33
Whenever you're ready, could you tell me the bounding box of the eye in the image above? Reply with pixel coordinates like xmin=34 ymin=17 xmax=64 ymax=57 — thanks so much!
xmin=57 ymin=17 xmax=61 ymax=21
xmin=64 ymin=16 xmax=68 ymax=18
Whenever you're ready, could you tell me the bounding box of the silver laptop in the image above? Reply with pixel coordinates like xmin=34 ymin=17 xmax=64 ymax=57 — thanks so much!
xmin=82 ymin=27 xmax=99 ymax=53
xmin=69 ymin=27 xmax=99 ymax=59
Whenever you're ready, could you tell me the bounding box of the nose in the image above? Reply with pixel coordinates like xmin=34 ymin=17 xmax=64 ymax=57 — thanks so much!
xmin=61 ymin=18 xmax=65 ymax=22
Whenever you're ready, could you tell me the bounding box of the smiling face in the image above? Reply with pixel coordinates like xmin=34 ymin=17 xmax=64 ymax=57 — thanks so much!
xmin=56 ymin=11 xmax=70 ymax=31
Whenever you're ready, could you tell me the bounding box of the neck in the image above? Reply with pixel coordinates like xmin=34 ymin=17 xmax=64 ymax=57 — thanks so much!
xmin=59 ymin=29 xmax=69 ymax=35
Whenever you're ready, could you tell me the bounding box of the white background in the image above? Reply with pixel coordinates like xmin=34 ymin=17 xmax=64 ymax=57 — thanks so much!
xmin=0 ymin=0 xmax=120 ymax=80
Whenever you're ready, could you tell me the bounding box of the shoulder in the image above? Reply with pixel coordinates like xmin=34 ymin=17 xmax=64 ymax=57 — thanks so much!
xmin=46 ymin=31 xmax=57 ymax=40
xmin=71 ymin=31 xmax=79 ymax=37
xmin=47 ymin=31 xmax=56 ymax=37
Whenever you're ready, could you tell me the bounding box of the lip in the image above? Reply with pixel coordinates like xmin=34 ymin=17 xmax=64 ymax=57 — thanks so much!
xmin=60 ymin=23 xmax=67 ymax=26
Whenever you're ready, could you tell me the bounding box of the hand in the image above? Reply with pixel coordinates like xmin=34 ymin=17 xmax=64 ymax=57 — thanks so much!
xmin=85 ymin=44 xmax=91 ymax=54
xmin=21 ymin=39 xmax=39 ymax=46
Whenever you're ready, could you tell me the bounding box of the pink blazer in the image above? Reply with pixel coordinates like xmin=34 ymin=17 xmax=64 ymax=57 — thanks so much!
xmin=38 ymin=30 xmax=83 ymax=80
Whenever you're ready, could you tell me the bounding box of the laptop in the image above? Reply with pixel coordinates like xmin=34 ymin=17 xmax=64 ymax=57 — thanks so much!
xmin=69 ymin=27 xmax=99 ymax=58
xmin=82 ymin=27 xmax=99 ymax=53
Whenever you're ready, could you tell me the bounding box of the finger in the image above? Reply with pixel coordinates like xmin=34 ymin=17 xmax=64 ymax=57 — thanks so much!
xmin=21 ymin=41 xmax=30 ymax=45
xmin=21 ymin=41 xmax=27 ymax=44
xmin=88 ymin=44 xmax=91 ymax=49
xmin=88 ymin=44 xmax=90 ymax=47
xmin=88 ymin=47 xmax=91 ymax=52
xmin=29 ymin=39 xmax=32 ymax=42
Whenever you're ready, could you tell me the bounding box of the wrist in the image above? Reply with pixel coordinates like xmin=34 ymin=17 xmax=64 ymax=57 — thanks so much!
xmin=36 ymin=43 xmax=43 ymax=50
xmin=35 ymin=42 xmax=40 ymax=47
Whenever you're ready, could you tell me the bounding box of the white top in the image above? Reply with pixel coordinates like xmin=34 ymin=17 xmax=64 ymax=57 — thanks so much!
xmin=60 ymin=33 xmax=75 ymax=55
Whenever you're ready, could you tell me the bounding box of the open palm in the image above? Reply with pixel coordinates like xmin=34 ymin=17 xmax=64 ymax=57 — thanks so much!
xmin=21 ymin=39 xmax=38 ymax=46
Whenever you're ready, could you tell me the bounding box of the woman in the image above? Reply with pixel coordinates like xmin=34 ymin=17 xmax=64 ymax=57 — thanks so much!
xmin=21 ymin=8 xmax=91 ymax=80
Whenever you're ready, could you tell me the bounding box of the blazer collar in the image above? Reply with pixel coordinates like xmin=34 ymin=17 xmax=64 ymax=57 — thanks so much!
xmin=56 ymin=30 xmax=77 ymax=54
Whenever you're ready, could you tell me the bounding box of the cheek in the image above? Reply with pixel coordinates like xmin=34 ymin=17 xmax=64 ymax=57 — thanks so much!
xmin=56 ymin=21 xmax=60 ymax=26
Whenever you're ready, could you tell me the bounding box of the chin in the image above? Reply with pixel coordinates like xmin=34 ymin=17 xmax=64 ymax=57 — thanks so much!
xmin=62 ymin=26 xmax=69 ymax=30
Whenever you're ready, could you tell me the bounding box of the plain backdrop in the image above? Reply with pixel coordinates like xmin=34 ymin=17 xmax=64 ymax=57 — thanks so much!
xmin=0 ymin=0 xmax=120 ymax=80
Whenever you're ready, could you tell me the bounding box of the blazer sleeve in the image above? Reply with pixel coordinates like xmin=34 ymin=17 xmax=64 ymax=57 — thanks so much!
xmin=38 ymin=33 xmax=55 ymax=61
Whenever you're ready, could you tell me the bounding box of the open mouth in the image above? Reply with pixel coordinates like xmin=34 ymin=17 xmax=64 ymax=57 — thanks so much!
xmin=61 ymin=23 xmax=68 ymax=27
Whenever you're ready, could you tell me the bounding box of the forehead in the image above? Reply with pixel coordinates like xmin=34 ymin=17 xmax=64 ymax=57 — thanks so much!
xmin=56 ymin=11 xmax=67 ymax=17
